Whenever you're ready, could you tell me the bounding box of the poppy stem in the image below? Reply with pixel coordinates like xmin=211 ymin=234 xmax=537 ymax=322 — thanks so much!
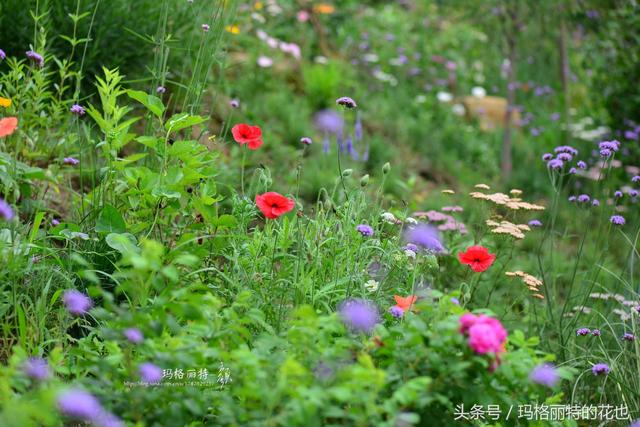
xmin=240 ymin=148 xmax=246 ymax=196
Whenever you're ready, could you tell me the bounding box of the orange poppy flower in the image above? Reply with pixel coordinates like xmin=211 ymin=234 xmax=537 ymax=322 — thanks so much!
xmin=0 ymin=97 xmax=11 ymax=108
xmin=393 ymin=295 xmax=418 ymax=312
xmin=0 ymin=117 xmax=18 ymax=138
xmin=313 ymin=3 xmax=335 ymax=14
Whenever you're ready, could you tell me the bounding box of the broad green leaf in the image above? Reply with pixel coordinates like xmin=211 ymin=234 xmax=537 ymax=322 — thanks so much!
xmin=165 ymin=113 xmax=207 ymax=133
xmin=105 ymin=232 xmax=139 ymax=256
xmin=127 ymin=89 xmax=165 ymax=118
xmin=96 ymin=204 xmax=127 ymax=233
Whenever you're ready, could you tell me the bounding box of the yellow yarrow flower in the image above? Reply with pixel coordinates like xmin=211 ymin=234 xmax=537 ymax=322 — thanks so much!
xmin=225 ymin=25 xmax=240 ymax=35
xmin=0 ymin=97 xmax=11 ymax=108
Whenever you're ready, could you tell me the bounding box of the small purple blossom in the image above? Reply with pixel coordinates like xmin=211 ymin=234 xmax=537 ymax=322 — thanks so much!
xmin=568 ymin=167 xmax=577 ymax=174
xmin=577 ymin=194 xmax=590 ymax=203
xmin=557 ymin=153 xmax=572 ymax=162
xmin=554 ymin=145 xmax=578 ymax=156
xmin=610 ymin=215 xmax=625 ymax=225
xmin=156 ymin=86 xmax=166 ymax=94
xmin=64 ymin=157 xmax=80 ymax=166
xmin=614 ymin=191 xmax=623 ymax=198
xmin=529 ymin=363 xmax=559 ymax=388
xmin=336 ymin=96 xmax=357 ymax=109
xmin=622 ymin=333 xmax=635 ymax=341
xmin=568 ymin=196 xmax=577 ymax=202
xmin=600 ymin=148 xmax=612 ymax=158
xmin=550 ymin=112 xmax=560 ymax=121
xmin=389 ymin=306 xmax=404 ymax=318
xmin=542 ymin=153 xmax=553 ymax=161
xmin=592 ymin=363 xmax=610 ymax=376
xmin=404 ymin=243 xmax=419 ymax=252
xmin=70 ymin=104 xmax=85 ymax=116
xmin=599 ymin=140 xmax=620 ymax=152
xmin=202 ymin=24 xmax=210 ymax=32
xmin=576 ymin=328 xmax=590 ymax=336
xmin=528 ymin=219 xmax=542 ymax=227
xmin=23 ymin=357 xmax=51 ymax=381
xmin=356 ymin=224 xmax=374 ymax=237
xmin=405 ymin=224 xmax=444 ymax=253
xmin=591 ymin=199 xmax=600 ymax=206
xmin=52 ymin=218 xmax=61 ymax=226
xmin=123 ymin=328 xmax=144 ymax=344
xmin=592 ymin=329 xmax=601 ymax=336
xmin=139 ymin=362 xmax=163 ymax=383
xmin=338 ymin=298 xmax=379 ymax=333
xmin=25 ymin=50 xmax=44 ymax=67
xmin=547 ymin=159 xmax=564 ymax=170
xmin=0 ymin=49 xmax=5 ymax=60
xmin=57 ymin=389 xmax=104 ymax=420
xmin=632 ymin=175 xmax=640 ymax=183
xmin=629 ymin=189 xmax=639 ymax=198
xmin=229 ymin=98 xmax=239 ymax=108
xmin=0 ymin=198 xmax=14 ymax=221
xmin=577 ymin=161 xmax=587 ymax=169
xmin=300 ymin=136 xmax=312 ymax=145
xmin=63 ymin=289 xmax=92 ymax=315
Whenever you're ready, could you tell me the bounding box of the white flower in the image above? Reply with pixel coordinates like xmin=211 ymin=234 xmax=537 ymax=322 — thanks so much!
xmin=381 ymin=212 xmax=397 ymax=224
xmin=257 ymin=56 xmax=273 ymax=68
xmin=364 ymin=280 xmax=379 ymax=293
xmin=405 ymin=217 xmax=418 ymax=225
xmin=362 ymin=53 xmax=379 ymax=63
xmin=415 ymin=94 xmax=427 ymax=104
xmin=314 ymin=56 xmax=328 ymax=64
xmin=471 ymin=86 xmax=486 ymax=98
xmin=452 ymin=104 xmax=466 ymax=116
xmin=404 ymin=249 xmax=416 ymax=259
xmin=437 ymin=91 xmax=453 ymax=103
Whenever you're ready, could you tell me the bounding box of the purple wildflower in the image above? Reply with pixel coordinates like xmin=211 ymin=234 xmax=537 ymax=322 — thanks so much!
xmin=389 ymin=306 xmax=404 ymax=318
xmin=576 ymin=328 xmax=590 ymax=336
xmin=577 ymin=194 xmax=590 ymax=203
xmin=592 ymin=199 xmax=600 ymax=206
xmin=139 ymin=362 xmax=162 ymax=383
xmin=336 ymin=96 xmax=357 ymax=109
xmin=0 ymin=198 xmax=14 ymax=221
xmin=63 ymin=289 xmax=92 ymax=315
xmin=547 ymin=159 xmax=564 ymax=170
xmin=314 ymin=110 xmax=344 ymax=135
xmin=156 ymin=86 xmax=166 ymax=94
xmin=557 ymin=153 xmax=572 ymax=162
xmin=57 ymin=389 xmax=104 ymax=421
xmin=23 ymin=357 xmax=51 ymax=381
xmin=52 ymin=218 xmax=60 ymax=226
xmin=123 ymin=327 xmax=144 ymax=344
xmin=600 ymin=148 xmax=612 ymax=158
xmin=610 ymin=215 xmax=625 ymax=225
xmin=629 ymin=420 xmax=640 ymax=427
xmin=592 ymin=363 xmax=610 ymax=376
xmin=450 ymin=297 xmax=460 ymax=305
xmin=229 ymin=98 xmax=239 ymax=108
xmin=599 ymin=140 xmax=620 ymax=152
xmin=529 ymin=364 xmax=559 ymax=388
xmin=632 ymin=175 xmax=640 ymax=183
xmin=622 ymin=333 xmax=635 ymax=341
xmin=25 ymin=50 xmax=44 ymax=67
xmin=568 ymin=167 xmax=577 ymax=174
xmin=528 ymin=219 xmax=542 ymax=227
xmin=300 ymin=137 xmax=312 ymax=145
xmin=629 ymin=189 xmax=639 ymax=198
xmin=0 ymin=49 xmax=5 ymax=60
xmin=405 ymin=224 xmax=444 ymax=253
xmin=338 ymin=298 xmax=379 ymax=333
xmin=577 ymin=161 xmax=587 ymax=169
xmin=614 ymin=191 xmax=623 ymax=198
xmin=550 ymin=112 xmax=560 ymax=121
xmin=404 ymin=243 xmax=419 ymax=252
xmin=202 ymin=24 xmax=210 ymax=32
xmin=554 ymin=145 xmax=578 ymax=156
xmin=568 ymin=196 xmax=577 ymax=202
xmin=542 ymin=153 xmax=553 ymax=161
xmin=356 ymin=224 xmax=374 ymax=237
xmin=64 ymin=157 xmax=80 ymax=166
xmin=592 ymin=329 xmax=601 ymax=336
xmin=70 ymin=104 xmax=85 ymax=116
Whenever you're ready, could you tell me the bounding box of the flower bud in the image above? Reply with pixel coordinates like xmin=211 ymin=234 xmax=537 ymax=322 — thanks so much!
xmin=382 ymin=162 xmax=391 ymax=174
xmin=360 ymin=174 xmax=370 ymax=187
xmin=342 ymin=168 xmax=353 ymax=177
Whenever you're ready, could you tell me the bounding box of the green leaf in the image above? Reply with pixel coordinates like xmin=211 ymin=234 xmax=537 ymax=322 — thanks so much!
xmin=127 ymin=90 xmax=165 ymax=118
xmin=165 ymin=113 xmax=207 ymax=133
xmin=213 ymin=214 xmax=237 ymax=228
xmin=105 ymin=233 xmax=139 ymax=256
xmin=96 ymin=205 xmax=127 ymax=233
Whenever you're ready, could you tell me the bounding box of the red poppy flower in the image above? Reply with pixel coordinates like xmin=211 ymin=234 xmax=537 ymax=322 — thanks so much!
xmin=255 ymin=192 xmax=295 ymax=219
xmin=393 ymin=295 xmax=418 ymax=312
xmin=232 ymin=123 xmax=263 ymax=150
xmin=0 ymin=117 xmax=18 ymax=138
xmin=458 ymin=245 xmax=496 ymax=272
